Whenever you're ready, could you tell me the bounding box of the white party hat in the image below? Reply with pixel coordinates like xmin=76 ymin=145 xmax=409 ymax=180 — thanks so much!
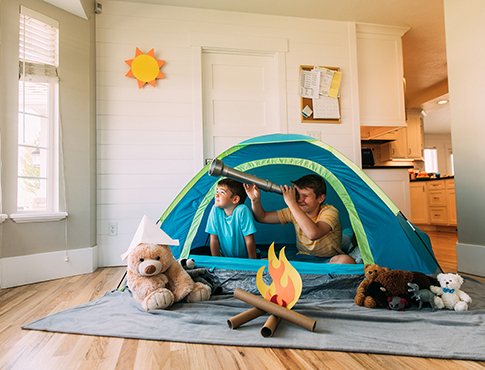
xmin=121 ymin=215 xmax=179 ymax=260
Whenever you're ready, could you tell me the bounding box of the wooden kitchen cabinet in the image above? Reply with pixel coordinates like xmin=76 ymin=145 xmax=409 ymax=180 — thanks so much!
xmin=410 ymin=178 xmax=456 ymax=227
xmin=380 ymin=128 xmax=407 ymax=160
xmin=446 ymin=179 xmax=457 ymax=225
xmin=375 ymin=110 xmax=424 ymax=161
xmin=410 ymin=182 xmax=429 ymax=224
xmin=405 ymin=110 xmax=424 ymax=160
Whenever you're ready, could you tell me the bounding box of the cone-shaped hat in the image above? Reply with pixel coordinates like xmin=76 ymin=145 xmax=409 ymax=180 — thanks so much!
xmin=121 ymin=215 xmax=179 ymax=260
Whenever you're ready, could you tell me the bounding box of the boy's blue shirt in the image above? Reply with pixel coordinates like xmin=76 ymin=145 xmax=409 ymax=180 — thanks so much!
xmin=205 ymin=204 xmax=257 ymax=258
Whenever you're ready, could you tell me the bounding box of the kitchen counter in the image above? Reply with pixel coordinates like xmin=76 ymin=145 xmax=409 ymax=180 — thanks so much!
xmin=410 ymin=176 xmax=454 ymax=182
xmin=363 ymin=165 xmax=414 ymax=169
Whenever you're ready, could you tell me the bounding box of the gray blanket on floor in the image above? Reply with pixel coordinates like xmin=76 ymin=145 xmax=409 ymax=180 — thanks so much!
xmin=22 ymin=272 xmax=485 ymax=360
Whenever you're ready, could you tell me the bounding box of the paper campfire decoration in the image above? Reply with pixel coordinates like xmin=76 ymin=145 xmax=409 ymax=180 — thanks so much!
xmin=229 ymin=243 xmax=316 ymax=337
xmin=256 ymin=243 xmax=302 ymax=309
xmin=125 ymin=47 xmax=165 ymax=88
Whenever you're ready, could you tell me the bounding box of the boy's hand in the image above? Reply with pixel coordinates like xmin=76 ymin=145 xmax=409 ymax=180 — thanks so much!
xmin=243 ymin=183 xmax=261 ymax=202
xmin=281 ymin=185 xmax=298 ymax=207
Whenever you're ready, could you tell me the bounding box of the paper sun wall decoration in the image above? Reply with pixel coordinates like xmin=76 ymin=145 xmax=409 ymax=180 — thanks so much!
xmin=125 ymin=47 xmax=165 ymax=88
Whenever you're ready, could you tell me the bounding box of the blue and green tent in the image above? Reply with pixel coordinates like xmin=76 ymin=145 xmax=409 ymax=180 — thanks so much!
xmin=159 ymin=134 xmax=440 ymax=275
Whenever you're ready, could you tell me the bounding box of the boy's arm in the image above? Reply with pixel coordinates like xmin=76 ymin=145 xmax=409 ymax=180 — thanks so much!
xmin=243 ymin=184 xmax=280 ymax=224
xmin=209 ymin=234 xmax=221 ymax=256
xmin=282 ymin=185 xmax=332 ymax=241
xmin=244 ymin=234 xmax=257 ymax=259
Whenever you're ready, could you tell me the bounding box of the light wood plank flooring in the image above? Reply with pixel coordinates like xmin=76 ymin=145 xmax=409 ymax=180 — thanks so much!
xmin=1 ymin=231 xmax=484 ymax=370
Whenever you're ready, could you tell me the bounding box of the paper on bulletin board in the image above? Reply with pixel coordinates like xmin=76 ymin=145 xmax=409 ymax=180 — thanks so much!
xmin=312 ymin=96 xmax=340 ymax=119
xmin=299 ymin=70 xmax=320 ymax=99
xmin=315 ymin=67 xmax=342 ymax=98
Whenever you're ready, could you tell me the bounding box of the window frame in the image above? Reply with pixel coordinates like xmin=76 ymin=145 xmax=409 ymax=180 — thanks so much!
xmin=13 ymin=7 xmax=65 ymax=222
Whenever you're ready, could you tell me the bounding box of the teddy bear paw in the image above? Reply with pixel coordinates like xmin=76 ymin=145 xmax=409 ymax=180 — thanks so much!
xmin=185 ymin=282 xmax=211 ymax=303
xmin=354 ymin=294 xmax=365 ymax=306
xmin=433 ymin=296 xmax=445 ymax=309
xmin=363 ymin=296 xmax=378 ymax=308
xmin=454 ymin=301 xmax=469 ymax=312
xmin=144 ymin=290 xmax=174 ymax=310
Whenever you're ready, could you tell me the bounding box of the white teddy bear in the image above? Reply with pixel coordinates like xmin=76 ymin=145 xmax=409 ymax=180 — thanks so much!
xmin=430 ymin=273 xmax=472 ymax=312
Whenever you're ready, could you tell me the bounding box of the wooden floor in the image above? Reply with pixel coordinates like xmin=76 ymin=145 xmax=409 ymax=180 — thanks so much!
xmin=1 ymin=231 xmax=484 ymax=370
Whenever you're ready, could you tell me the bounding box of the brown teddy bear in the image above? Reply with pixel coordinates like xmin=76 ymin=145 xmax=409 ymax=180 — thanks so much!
xmin=354 ymin=264 xmax=389 ymax=308
xmin=365 ymin=269 xmax=439 ymax=308
xmin=126 ymin=243 xmax=211 ymax=310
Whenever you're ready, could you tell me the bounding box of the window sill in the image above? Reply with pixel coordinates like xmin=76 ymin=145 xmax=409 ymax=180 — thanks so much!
xmin=9 ymin=212 xmax=68 ymax=224
xmin=1 ymin=214 xmax=7 ymax=223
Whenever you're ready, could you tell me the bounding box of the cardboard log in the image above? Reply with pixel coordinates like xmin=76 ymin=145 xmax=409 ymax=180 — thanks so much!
xmin=233 ymin=288 xmax=316 ymax=332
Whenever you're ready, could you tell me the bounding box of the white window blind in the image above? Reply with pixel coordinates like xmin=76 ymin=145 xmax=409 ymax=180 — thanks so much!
xmin=19 ymin=7 xmax=59 ymax=83
xmin=18 ymin=7 xmax=60 ymax=214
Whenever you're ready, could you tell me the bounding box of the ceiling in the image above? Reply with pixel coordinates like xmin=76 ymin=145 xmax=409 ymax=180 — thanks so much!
xmin=55 ymin=0 xmax=451 ymax=133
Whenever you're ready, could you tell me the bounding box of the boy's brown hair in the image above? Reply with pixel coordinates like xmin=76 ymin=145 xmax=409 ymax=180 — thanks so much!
xmin=291 ymin=174 xmax=327 ymax=199
xmin=218 ymin=178 xmax=248 ymax=205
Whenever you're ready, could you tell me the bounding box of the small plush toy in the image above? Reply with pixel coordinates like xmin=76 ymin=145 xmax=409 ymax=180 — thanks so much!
xmin=354 ymin=264 xmax=389 ymax=308
xmin=407 ymin=282 xmax=437 ymax=311
xmin=178 ymin=257 xmax=195 ymax=270
xmin=387 ymin=296 xmax=408 ymax=311
xmin=177 ymin=258 xmax=222 ymax=295
xmin=122 ymin=216 xmax=211 ymax=310
xmin=430 ymin=273 xmax=472 ymax=312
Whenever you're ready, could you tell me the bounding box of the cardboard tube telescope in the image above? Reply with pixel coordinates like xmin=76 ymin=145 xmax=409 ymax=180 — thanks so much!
xmin=209 ymin=159 xmax=283 ymax=194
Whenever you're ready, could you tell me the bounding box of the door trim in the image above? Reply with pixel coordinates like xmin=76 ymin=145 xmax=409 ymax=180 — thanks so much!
xmin=190 ymin=33 xmax=288 ymax=172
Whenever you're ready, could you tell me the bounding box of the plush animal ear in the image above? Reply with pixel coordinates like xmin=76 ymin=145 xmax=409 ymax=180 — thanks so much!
xmin=387 ymin=297 xmax=392 ymax=302
xmin=457 ymin=274 xmax=464 ymax=285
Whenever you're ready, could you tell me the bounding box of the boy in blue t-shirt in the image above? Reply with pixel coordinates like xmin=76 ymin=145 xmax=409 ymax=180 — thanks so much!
xmin=205 ymin=178 xmax=257 ymax=259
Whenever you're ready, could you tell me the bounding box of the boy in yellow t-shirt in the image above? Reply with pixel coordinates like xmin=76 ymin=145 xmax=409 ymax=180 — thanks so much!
xmin=244 ymin=174 xmax=355 ymax=264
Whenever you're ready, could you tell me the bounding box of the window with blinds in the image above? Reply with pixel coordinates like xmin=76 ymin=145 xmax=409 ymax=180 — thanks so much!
xmin=18 ymin=7 xmax=59 ymax=212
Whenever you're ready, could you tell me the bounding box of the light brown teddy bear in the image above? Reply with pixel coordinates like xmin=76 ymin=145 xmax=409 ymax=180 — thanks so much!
xmin=354 ymin=263 xmax=389 ymax=308
xmin=126 ymin=243 xmax=211 ymax=310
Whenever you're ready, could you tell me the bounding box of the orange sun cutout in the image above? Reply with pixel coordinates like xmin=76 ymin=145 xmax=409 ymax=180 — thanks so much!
xmin=125 ymin=47 xmax=165 ymax=88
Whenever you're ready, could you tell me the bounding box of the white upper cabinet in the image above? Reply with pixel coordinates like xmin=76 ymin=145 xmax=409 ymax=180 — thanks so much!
xmin=356 ymin=24 xmax=409 ymax=127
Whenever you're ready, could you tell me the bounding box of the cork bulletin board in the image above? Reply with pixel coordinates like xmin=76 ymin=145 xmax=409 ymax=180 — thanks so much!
xmin=299 ymin=65 xmax=341 ymax=124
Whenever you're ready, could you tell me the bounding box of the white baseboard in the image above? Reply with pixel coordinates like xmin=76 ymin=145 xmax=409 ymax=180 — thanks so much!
xmin=456 ymin=242 xmax=485 ymax=277
xmin=99 ymin=244 xmax=127 ymax=267
xmin=1 ymin=245 xmax=99 ymax=289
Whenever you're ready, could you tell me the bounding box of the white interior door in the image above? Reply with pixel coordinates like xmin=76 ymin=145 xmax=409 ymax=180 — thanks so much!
xmin=202 ymin=51 xmax=280 ymax=160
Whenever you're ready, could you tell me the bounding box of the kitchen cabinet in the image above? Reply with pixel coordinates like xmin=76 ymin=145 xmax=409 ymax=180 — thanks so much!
xmin=428 ymin=179 xmax=448 ymax=225
xmin=380 ymin=128 xmax=407 ymax=160
xmin=410 ymin=178 xmax=456 ymax=227
xmin=377 ymin=110 xmax=424 ymax=161
xmin=446 ymin=179 xmax=457 ymax=225
xmin=406 ymin=110 xmax=424 ymax=160
xmin=357 ymin=24 xmax=408 ymax=128
xmin=410 ymin=182 xmax=429 ymax=224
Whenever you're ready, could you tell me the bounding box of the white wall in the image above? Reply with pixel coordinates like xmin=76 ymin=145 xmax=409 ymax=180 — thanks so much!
xmin=96 ymin=1 xmax=364 ymax=266
xmin=444 ymin=0 xmax=485 ymax=276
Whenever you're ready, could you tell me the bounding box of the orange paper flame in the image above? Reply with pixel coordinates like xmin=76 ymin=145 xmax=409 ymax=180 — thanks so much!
xmin=256 ymin=243 xmax=302 ymax=309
